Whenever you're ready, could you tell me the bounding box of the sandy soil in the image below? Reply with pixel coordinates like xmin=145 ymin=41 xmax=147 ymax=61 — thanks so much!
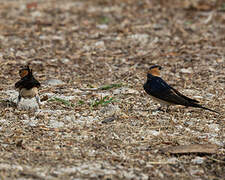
xmin=0 ymin=0 xmax=224 ymax=179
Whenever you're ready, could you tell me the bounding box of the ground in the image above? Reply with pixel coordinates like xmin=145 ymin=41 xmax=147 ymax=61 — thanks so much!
xmin=0 ymin=0 xmax=224 ymax=179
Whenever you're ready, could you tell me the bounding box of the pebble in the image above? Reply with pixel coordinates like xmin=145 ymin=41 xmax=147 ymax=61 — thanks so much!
xmin=191 ymin=157 xmax=205 ymax=164
xmin=96 ymin=24 xmax=108 ymax=29
xmin=102 ymin=116 xmax=116 ymax=123
xmin=167 ymin=157 xmax=179 ymax=163
xmin=113 ymin=87 xmax=139 ymax=95
xmin=61 ymin=58 xmax=70 ymax=64
xmin=208 ymin=124 xmax=220 ymax=132
xmin=100 ymin=104 xmax=120 ymax=116
xmin=94 ymin=41 xmax=105 ymax=49
xmin=46 ymin=79 xmax=64 ymax=86
xmin=129 ymin=34 xmax=149 ymax=44
xmin=149 ymin=130 xmax=160 ymax=136
xmin=180 ymin=67 xmax=193 ymax=73
xmin=49 ymin=120 xmax=64 ymax=128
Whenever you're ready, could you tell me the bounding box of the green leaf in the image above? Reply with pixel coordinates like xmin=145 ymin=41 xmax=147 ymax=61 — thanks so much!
xmin=99 ymin=83 xmax=123 ymax=90
xmin=48 ymin=97 xmax=74 ymax=107
xmin=99 ymin=16 xmax=109 ymax=24
xmin=90 ymin=96 xmax=115 ymax=107
xmin=78 ymin=100 xmax=85 ymax=105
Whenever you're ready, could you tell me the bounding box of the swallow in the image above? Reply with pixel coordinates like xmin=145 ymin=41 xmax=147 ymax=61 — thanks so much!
xmin=15 ymin=65 xmax=41 ymax=107
xmin=143 ymin=65 xmax=219 ymax=113
xmin=19 ymin=66 xmax=30 ymax=78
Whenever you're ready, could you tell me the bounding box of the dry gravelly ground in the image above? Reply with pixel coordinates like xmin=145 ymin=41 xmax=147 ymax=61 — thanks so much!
xmin=0 ymin=0 xmax=224 ymax=179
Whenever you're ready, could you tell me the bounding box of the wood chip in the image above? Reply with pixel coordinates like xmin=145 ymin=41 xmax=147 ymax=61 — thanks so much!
xmin=161 ymin=144 xmax=218 ymax=154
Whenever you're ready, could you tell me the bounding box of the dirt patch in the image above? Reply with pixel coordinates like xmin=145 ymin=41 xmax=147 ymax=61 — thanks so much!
xmin=0 ymin=0 xmax=224 ymax=179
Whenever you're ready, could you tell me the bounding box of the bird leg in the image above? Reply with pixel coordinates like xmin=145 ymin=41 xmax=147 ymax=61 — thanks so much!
xmin=16 ymin=95 xmax=21 ymax=106
xmin=166 ymin=105 xmax=170 ymax=112
xmin=156 ymin=106 xmax=165 ymax=112
xmin=35 ymin=95 xmax=41 ymax=106
xmin=154 ymin=105 xmax=170 ymax=112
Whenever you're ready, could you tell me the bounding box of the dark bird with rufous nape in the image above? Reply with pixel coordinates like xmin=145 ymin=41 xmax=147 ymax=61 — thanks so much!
xmin=143 ymin=65 xmax=219 ymax=114
xmin=19 ymin=66 xmax=30 ymax=78
xmin=15 ymin=65 xmax=41 ymax=107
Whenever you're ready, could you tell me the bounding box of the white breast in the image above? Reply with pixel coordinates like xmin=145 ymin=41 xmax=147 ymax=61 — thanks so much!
xmin=149 ymin=95 xmax=175 ymax=106
xmin=19 ymin=87 xmax=38 ymax=98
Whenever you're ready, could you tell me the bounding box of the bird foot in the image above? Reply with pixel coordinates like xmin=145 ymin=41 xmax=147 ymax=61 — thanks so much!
xmin=166 ymin=107 xmax=170 ymax=113
xmin=152 ymin=106 xmax=170 ymax=113
xmin=151 ymin=107 xmax=165 ymax=112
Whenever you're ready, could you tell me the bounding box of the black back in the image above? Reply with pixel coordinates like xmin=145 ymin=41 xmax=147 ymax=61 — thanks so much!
xmin=15 ymin=68 xmax=40 ymax=90
xmin=143 ymin=74 xmax=199 ymax=106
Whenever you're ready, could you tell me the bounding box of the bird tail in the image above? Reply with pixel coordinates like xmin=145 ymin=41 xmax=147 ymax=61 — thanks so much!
xmin=189 ymin=103 xmax=220 ymax=114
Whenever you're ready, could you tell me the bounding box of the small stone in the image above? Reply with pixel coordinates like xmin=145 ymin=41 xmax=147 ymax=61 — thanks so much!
xmin=74 ymin=89 xmax=83 ymax=94
xmin=96 ymin=24 xmax=108 ymax=29
xmin=167 ymin=157 xmax=179 ymax=163
xmin=61 ymin=58 xmax=70 ymax=64
xmin=100 ymin=104 xmax=120 ymax=116
xmin=50 ymin=58 xmax=58 ymax=62
xmin=75 ymin=113 xmax=81 ymax=117
xmin=15 ymin=50 xmax=25 ymax=57
xmin=129 ymin=34 xmax=149 ymax=44
xmin=31 ymin=11 xmax=42 ymax=17
xmin=52 ymin=35 xmax=64 ymax=41
xmin=49 ymin=120 xmax=64 ymax=128
xmin=64 ymin=115 xmax=75 ymax=122
xmin=22 ymin=114 xmax=29 ymax=120
xmin=193 ymin=96 xmax=203 ymax=99
xmin=191 ymin=157 xmax=205 ymax=164
xmin=153 ymin=24 xmax=163 ymax=30
xmin=113 ymin=87 xmax=139 ymax=95
xmin=208 ymin=124 xmax=220 ymax=132
xmin=39 ymin=35 xmax=48 ymax=40
xmin=46 ymin=79 xmax=64 ymax=86
xmin=190 ymin=168 xmax=204 ymax=176
xmin=28 ymin=120 xmax=37 ymax=127
xmin=208 ymin=137 xmax=223 ymax=146
xmin=102 ymin=116 xmax=116 ymax=123
xmin=83 ymin=45 xmax=91 ymax=51
xmin=180 ymin=67 xmax=193 ymax=73
xmin=0 ymin=52 xmax=3 ymax=59
xmin=149 ymin=130 xmax=160 ymax=136
xmin=94 ymin=41 xmax=105 ymax=49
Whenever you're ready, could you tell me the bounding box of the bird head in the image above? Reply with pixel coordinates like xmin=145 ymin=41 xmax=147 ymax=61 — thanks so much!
xmin=19 ymin=65 xmax=32 ymax=78
xmin=148 ymin=65 xmax=162 ymax=76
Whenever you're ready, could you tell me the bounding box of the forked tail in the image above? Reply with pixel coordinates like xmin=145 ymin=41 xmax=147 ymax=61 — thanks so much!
xmin=189 ymin=102 xmax=220 ymax=114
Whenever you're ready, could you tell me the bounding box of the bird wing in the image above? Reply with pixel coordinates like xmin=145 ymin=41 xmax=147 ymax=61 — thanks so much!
xmin=15 ymin=76 xmax=40 ymax=89
xmin=147 ymin=77 xmax=197 ymax=106
xmin=15 ymin=78 xmax=26 ymax=89
xmin=170 ymin=86 xmax=199 ymax=103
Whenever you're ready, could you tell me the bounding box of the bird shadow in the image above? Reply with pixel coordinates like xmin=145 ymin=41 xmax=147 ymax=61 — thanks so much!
xmin=0 ymin=99 xmax=17 ymax=108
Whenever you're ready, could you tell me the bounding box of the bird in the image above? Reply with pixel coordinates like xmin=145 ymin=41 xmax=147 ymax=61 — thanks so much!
xmin=143 ymin=65 xmax=219 ymax=114
xmin=19 ymin=66 xmax=30 ymax=78
xmin=15 ymin=65 xmax=41 ymax=107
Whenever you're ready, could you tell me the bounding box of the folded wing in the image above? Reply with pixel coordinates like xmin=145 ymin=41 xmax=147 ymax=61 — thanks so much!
xmin=15 ymin=76 xmax=40 ymax=90
xmin=148 ymin=77 xmax=199 ymax=106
